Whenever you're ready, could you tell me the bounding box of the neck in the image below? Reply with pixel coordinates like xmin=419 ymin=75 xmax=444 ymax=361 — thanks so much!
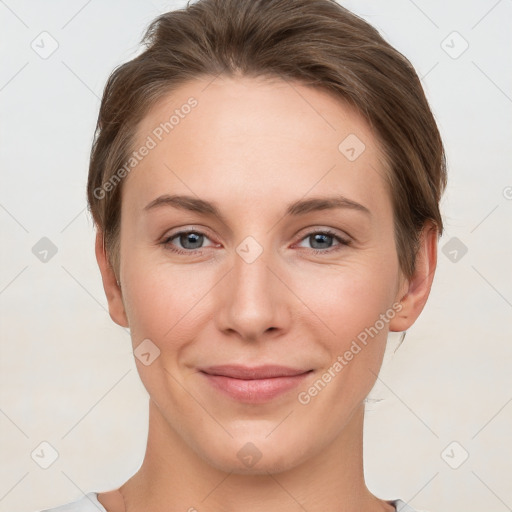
xmin=117 ymin=399 xmax=392 ymax=512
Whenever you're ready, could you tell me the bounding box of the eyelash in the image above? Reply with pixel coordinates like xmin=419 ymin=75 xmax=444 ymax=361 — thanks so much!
xmin=160 ymin=228 xmax=351 ymax=256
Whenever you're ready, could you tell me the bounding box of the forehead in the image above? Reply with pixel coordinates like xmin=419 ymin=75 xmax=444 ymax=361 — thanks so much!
xmin=124 ymin=75 xmax=391 ymax=220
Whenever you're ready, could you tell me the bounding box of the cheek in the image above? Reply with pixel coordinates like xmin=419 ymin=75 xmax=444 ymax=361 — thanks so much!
xmin=291 ymin=256 xmax=399 ymax=346
xmin=292 ymin=264 xmax=397 ymax=412
xmin=120 ymin=262 xmax=212 ymax=404
xmin=121 ymin=256 xmax=213 ymax=344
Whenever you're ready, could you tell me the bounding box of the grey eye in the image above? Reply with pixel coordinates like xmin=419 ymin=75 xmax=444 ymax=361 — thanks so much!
xmin=176 ymin=232 xmax=204 ymax=250
xmin=308 ymin=233 xmax=334 ymax=250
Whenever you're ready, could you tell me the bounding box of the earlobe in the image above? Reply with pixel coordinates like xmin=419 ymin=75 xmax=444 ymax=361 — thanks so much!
xmin=94 ymin=230 xmax=129 ymax=328
xmin=389 ymin=221 xmax=439 ymax=333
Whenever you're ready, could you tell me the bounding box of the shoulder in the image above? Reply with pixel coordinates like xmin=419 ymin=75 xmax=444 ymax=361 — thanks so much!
xmin=392 ymin=499 xmax=430 ymax=512
xmin=36 ymin=492 xmax=106 ymax=512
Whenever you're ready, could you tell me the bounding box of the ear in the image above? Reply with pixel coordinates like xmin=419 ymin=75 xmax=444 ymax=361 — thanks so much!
xmin=95 ymin=230 xmax=129 ymax=328
xmin=389 ymin=221 xmax=439 ymax=332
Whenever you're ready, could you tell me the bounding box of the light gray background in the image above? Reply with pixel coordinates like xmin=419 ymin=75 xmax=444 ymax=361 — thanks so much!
xmin=1 ymin=1 xmax=511 ymax=511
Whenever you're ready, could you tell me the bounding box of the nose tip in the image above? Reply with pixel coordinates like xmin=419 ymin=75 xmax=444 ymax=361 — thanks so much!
xmin=214 ymin=250 xmax=289 ymax=341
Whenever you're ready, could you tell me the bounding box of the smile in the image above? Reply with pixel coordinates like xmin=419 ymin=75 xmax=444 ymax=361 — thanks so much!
xmin=199 ymin=365 xmax=313 ymax=403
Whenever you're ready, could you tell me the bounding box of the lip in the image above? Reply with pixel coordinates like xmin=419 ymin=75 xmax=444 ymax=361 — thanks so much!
xmin=199 ymin=365 xmax=313 ymax=403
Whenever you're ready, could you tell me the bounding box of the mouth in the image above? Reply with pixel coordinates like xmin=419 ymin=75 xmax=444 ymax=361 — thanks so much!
xmin=198 ymin=365 xmax=313 ymax=403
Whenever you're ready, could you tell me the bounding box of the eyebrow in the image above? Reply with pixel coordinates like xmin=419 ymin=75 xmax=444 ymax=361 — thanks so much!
xmin=144 ymin=194 xmax=371 ymax=220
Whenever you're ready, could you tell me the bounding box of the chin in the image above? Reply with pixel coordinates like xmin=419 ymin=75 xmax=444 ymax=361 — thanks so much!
xmin=192 ymin=432 xmax=313 ymax=476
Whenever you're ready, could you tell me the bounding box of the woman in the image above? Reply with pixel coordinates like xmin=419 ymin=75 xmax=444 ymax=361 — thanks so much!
xmin=40 ymin=0 xmax=445 ymax=510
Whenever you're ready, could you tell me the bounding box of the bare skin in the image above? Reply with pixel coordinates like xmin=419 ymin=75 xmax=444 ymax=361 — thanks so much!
xmin=95 ymin=74 xmax=438 ymax=511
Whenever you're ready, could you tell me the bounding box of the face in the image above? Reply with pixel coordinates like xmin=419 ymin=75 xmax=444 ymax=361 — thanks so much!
xmin=113 ymin=75 xmax=409 ymax=473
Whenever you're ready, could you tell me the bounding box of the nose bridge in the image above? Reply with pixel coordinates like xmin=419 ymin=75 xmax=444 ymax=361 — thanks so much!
xmin=233 ymin=244 xmax=272 ymax=300
xmin=216 ymin=238 xmax=288 ymax=340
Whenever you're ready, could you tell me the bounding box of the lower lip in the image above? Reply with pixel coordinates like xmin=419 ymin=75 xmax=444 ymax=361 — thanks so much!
xmin=201 ymin=372 xmax=312 ymax=403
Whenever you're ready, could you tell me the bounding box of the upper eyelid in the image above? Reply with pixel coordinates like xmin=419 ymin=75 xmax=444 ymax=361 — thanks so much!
xmin=162 ymin=225 xmax=215 ymax=241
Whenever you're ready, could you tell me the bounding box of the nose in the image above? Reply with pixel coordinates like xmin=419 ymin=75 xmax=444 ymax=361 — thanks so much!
xmin=214 ymin=245 xmax=291 ymax=342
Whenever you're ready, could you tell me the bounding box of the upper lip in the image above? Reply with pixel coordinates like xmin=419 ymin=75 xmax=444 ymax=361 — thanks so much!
xmin=199 ymin=365 xmax=311 ymax=380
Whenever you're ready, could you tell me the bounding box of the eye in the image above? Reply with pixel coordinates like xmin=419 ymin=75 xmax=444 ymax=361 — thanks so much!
xmin=161 ymin=227 xmax=351 ymax=256
xmin=296 ymin=229 xmax=351 ymax=254
xmin=161 ymin=230 xmax=216 ymax=255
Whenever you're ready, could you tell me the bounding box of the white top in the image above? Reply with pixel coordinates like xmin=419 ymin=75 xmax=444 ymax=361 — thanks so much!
xmin=37 ymin=491 xmax=429 ymax=511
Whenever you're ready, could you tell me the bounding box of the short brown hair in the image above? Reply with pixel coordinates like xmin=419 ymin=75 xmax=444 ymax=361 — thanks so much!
xmin=87 ymin=0 xmax=447 ymax=280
